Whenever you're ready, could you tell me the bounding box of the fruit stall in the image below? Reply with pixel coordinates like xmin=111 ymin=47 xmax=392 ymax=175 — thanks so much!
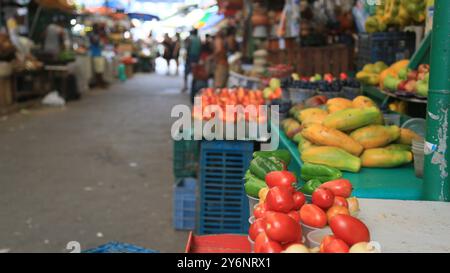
xmin=173 ymin=0 xmax=450 ymax=254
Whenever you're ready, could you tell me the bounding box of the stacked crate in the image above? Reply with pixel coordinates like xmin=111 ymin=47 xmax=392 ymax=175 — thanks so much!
xmin=198 ymin=141 xmax=253 ymax=235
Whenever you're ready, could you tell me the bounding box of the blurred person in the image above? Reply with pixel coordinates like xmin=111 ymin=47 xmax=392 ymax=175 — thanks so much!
xmin=162 ymin=33 xmax=173 ymax=75
xmin=43 ymin=16 xmax=66 ymax=59
xmin=213 ymin=29 xmax=229 ymax=88
xmin=90 ymin=23 xmax=107 ymax=88
xmin=225 ymin=26 xmax=238 ymax=53
xmin=182 ymin=29 xmax=201 ymax=92
xmin=172 ymin=33 xmax=182 ymax=75
xmin=146 ymin=31 xmax=158 ymax=72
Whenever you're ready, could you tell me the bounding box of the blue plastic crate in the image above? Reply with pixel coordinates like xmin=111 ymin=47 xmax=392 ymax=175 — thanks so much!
xmin=357 ymin=32 xmax=416 ymax=69
xmin=173 ymin=178 xmax=197 ymax=230
xmin=198 ymin=141 xmax=253 ymax=235
xmin=83 ymin=242 xmax=158 ymax=253
xmin=173 ymin=130 xmax=199 ymax=179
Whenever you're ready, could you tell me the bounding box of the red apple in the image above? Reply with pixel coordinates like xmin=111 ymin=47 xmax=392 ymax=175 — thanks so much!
xmin=418 ymin=64 xmax=430 ymax=74
xmin=405 ymin=80 xmax=417 ymax=92
xmin=407 ymin=70 xmax=418 ymax=81
xmin=397 ymin=80 xmax=408 ymax=91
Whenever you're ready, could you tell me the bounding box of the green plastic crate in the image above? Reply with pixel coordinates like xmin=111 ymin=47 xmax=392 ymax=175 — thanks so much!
xmin=173 ymin=131 xmax=199 ymax=179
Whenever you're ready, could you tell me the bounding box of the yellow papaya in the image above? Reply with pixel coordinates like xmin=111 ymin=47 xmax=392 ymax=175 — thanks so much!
xmin=327 ymin=98 xmax=354 ymax=114
xmin=301 ymin=146 xmax=361 ymax=173
xmin=396 ymin=128 xmax=423 ymax=145
xmin=302 ymin=124 xmax=363 ymax=156
xmin=361 ymin=148 xmax=413 ymax=168
xmin=323 ymin=107 xmax=381 ymax=131
xmin=297 ymin=108 xmax=328 ymax=122
xmin=350 ymin=125 xmax=400 ymax=149
xmin=352 ymin=96 xmax=377 ymax=108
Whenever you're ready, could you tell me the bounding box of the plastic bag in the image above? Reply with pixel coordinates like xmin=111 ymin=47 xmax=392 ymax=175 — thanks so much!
xmin=42 ymin=91 xmax=66 ymax=107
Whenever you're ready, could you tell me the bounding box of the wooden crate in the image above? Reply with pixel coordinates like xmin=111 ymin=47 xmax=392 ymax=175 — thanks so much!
xmin=268 ymin=44 xmax=352 ymax=76
xmin=0 ymin=77 xmax=13 ymax=108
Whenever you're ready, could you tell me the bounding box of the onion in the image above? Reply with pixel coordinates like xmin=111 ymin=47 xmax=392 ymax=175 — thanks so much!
xmin=349 ymin=241 xmax=381 ymax=253
xmin=282 ymin=244 xmax=310 ymax=253
xmin=347 ymin=197 xmax=360 ymax=216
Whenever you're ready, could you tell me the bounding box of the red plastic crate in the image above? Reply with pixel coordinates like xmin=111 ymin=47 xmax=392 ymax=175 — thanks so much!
xmin=185 ymin=232 xmax=251 ymax=253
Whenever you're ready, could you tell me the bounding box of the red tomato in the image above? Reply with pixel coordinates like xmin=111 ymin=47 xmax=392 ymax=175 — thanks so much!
xmin=333 ymin=196 xmax=348 ymax=208
xmin=320 ymin=235 xmax=349 ymax=253
xmin=299 ymin=204 xmax=327 ymax=228
xmin=265 ymin=171 xmax=296 ymax=192
xmin=329 ymin=214 xmax=370 ymax=246
xmin=312 ymin=188 xmax=335 ymax=210
xmin=249 ymin=218 xmax=266 ymax=241
xmin=320 ymin=179 xmax=352 ymax=198
xmin=287 ymin=210 xmax=301 ymax=223
xmin=254 ymin=232 xmax=283 ymax=253
xmin=253 ymin=203 xmax=269 ymax=219
xmin=265 ymin=186 xmax=295 ymax=213
xmin=292 ymin=192 xmax=306 ymax=210
xmin=326 ymin=205 xmax=350 ymax=223
xmin=265 ymin=212 xmax=302 ymax=244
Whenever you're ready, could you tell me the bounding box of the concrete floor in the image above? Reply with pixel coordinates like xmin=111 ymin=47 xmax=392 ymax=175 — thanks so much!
xmin=0 ymin=73 xmax=191 ymax=253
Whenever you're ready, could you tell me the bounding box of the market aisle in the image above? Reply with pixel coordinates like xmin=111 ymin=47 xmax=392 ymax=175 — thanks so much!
xmin=0 ymin=73 xmax=190 ymax=253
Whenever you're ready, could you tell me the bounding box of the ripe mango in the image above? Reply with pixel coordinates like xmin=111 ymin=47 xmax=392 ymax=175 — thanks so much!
xmin=296 ymin=108 xmax=328 ymax=127
xmin=301 ymin=146 xmax=361 ymax=173
xmin=361 ymin=148 xmax=413 ymax=168
xmin=302 ymin=124 xmax=364 ymax=156
xmin=350 ymin=125 xmax=401 ymax=149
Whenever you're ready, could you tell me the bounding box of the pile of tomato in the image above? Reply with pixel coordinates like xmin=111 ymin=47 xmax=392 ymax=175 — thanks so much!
xmin=192 ymin=88 xmax=268 ymax=123
xmin=249 ymin=171 xmax=374 ymax=253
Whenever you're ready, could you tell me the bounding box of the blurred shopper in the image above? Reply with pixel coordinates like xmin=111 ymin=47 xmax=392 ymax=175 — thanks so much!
xmin=43 ymin=16 xmax=66 ymax=59
xmin=225 ymin=26 xmax=238 ymax=53
xmin=213 ymin=29 xmax=229 ymax=88
xmin=182 ymin=29 xmax=201 ymax=93
xmin=90 ymin=23 xmax=107 ymax=88
xmin=146 ymin=31 xmax=158 ymax=72
xmin=172 ymin=33 xmax=182 ymax=76
xmin=162 ymin=33 xmax=173 ymax=75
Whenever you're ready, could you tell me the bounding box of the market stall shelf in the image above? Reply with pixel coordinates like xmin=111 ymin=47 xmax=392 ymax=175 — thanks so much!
xmin=358 ymin=198 xmax=450 ymax=253
xmin=273 ymin=125 xmax=423 ymax=200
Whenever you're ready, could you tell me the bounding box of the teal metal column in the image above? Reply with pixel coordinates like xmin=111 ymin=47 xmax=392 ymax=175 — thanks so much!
xmin=423 ymin=0 xmax=450 ymax=201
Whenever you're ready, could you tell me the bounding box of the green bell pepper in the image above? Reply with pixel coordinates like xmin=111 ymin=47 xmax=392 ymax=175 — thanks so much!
xmin=252 ymin=150 xmax=291 ymax=166
xmin=297 ymin=179 xmax=322 ymax=195
xmin=249 ymin=156 xmax=285 ymax=181
xmin=244 ymin=171 xmax=267 ymax=198
xmin=300 ymin=163 xmax=342 ymax=183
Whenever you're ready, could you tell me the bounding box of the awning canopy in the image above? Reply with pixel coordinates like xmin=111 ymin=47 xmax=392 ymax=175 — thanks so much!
xmin=36 ymin=0 xmax=77 ymax=12
xmin=127 ymin=13 xmax=160 ymax=21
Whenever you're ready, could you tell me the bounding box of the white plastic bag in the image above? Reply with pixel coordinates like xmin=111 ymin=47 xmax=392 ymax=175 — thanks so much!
xmin=42 ymin=91 xmax=65 ymax=107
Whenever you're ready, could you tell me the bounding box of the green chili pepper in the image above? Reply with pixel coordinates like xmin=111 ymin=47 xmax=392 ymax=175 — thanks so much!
xmin=300 ymin=163 xmax=342 ymax=183
xmin=252 ymin=150 xmax=291 ymax=166
xmin=298 ymin=179 xmax=323 ymax=195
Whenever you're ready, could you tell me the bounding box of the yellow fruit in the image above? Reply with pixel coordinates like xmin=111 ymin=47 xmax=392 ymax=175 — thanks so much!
xmin=352 ymin=96 xmax=377 ymax=108
xmin=301 ymin=146 xmax=361 ymax=173
xmin=302 ymin=124 xmax=364 ymax=156
xmin=296 ymin=108 xmax=328 ymax=126
xmin=396 ymin=128 xmax=423 ymax=145
xmin=350 ymin=125 xmax=401 ymax=149
xmin=327 ymin=98 xmax=354 ymax=114
xmin=323 ymin=107 xmax=381 ymax=131
xmin=361 ymin=148 xmax=413 ymax=168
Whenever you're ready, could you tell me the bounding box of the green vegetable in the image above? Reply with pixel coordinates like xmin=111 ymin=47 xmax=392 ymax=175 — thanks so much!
xmin=253 ymin=150 xmax=291 ymax=165
xmin=249 ymin=156 xmax=285 ymax=181
xmin=244 ymin=170 xmax=267 ymax=198
xmin=297 ymin=179 xmax=323 ymax=195
xmin=300 ymin=163 xmax=342 ymax=183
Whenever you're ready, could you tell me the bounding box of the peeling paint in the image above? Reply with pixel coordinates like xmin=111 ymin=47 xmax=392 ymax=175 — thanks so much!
xmin=430 ymin=103 xmax=448 ymax=200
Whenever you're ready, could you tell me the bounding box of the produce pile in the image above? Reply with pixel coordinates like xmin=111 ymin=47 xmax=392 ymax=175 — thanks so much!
xmin=0 ymin=33 xmax=16 ymax=61
xmin=288 ymin=72 xmax=360 ymax=92
xmin=365 ymin=0 xmax=427 ymax=33
xmin=357 ymin=59 xmax=430 ymax=98
xmin=193 ymin=88 xmax=268 ymax=123
xmin=283 ymin=95 xmax=422 ymax=172
xmin=246 ymin=162 xmax=379 ymax=253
